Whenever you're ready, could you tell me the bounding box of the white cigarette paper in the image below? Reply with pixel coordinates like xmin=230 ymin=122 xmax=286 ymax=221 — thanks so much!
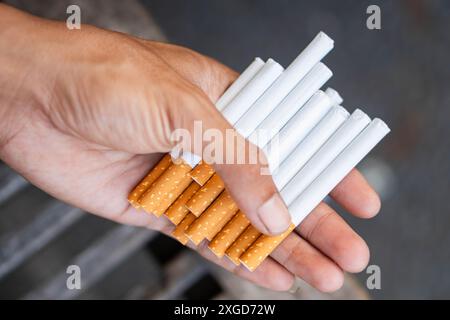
xmin=176 ymin=58 xmax=283 ymax=167
xmin=325 ymin=87 xmax=343 ymax=106
xmin=250 ymin=63 xmax=332 ymax=147
xmin=221 ymin=59 xmax=284 ymax=124
xmin=235 ymin=31 xmax=334 ymax=139
xmin=215 ymin=57 xmax=265 ymax=111
xmin=281 ymin=109 xmax=371 ymax=205
xmin=273 ymin=105 xmax=350 ymax=189
xmin=265 ymin=89 xmax=334 ymax=168
xmin=290 ymin=119 xmax=390 ymax=225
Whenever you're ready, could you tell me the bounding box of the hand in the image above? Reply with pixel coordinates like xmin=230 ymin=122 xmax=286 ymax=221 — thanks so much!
xmin=0 ymin=5 xmax=380 ymax=292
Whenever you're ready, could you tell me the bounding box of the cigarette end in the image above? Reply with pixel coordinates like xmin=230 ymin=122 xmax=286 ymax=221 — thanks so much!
xmin=185 ymin=190 xmax=238 ymax=245
xmin=225 ymin=225 xmax=261 ymax=266
xmin=165 ymin=182 xmax=200 ymax=225
xmin=189 ymin=162 xmax=215 ymax=186
xmin=185 ymin=174 xmax=225 ymax=216
xmin=208 ymin=210 xmax=250 ymax=258
xmin=127 ymin=154 xmax=172 ymax=208
xmin=138 ymin=161 xmax=192 ymax=216
xmin=172 ymin=213 xmax=197 ymax=245
xmin=239 ymin=224 xmax=295 ymax=272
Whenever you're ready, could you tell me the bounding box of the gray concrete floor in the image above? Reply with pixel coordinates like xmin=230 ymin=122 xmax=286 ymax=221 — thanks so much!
xmin=144 ymin=0 xmax=450 ymax=299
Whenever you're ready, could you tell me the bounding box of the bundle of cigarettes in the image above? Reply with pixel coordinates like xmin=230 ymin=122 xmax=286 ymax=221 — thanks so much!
xmin=128 ymin=32 xmax=390 ymax=272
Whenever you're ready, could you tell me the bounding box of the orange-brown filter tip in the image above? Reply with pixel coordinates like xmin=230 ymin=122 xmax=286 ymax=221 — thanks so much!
xmin=128 ymin=154 xmax=172 ymax=207
xmin=172 ymin=213 xmax=197 ymax=245
xmin=185 ymin=174 xmax=225 ymax=216
xmin=165 ymin=182 xmax=200 ymax=225
xmin=239 ymin=224 xmax=296 ymax=272
xmin=185 ymin=190 xmax=238 ymax=245
xmin=225 ymin=225 xmax=261 ymax=265
xmin=189 ymin=162 xmax=215 ymax=186
xmin=138 ymin=161 xmax=192 ymax=216
xmin=208 ymin=211 xmax=250 ymax=258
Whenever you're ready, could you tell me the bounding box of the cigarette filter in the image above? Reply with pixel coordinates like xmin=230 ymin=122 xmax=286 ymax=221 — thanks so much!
xmin=290 ymin=118 xmax=390 ymax=225
xmin=273 ymin=105 xmax=350 ymax=188
xmin=127 ymin=154 xmax=172 ymax=208
xmin=239 ymin=224 xmax=296 ymax=271
xmin=281 ymin=109 xmax=371 ymax=205
xmin=165 ymin=182 xmax=201 ymax=225
xmin=225 ymin=225 xmax=264 ymax=265
xmin=249 ymin=63 xmax=332 ymax=146
xmin=172 ymin=213 xmax=197 ymax=245
xmin=185 ymin=173 xmax=225 ymax=216
xmin=235 ymin=32 xmax=334 ymax=139
xmin=208 ymin=210 xmax=250 ymax=258
xmin=185 ymin=190 xmax=238 ymax=245
xmin=188 ymin=161 xmax=215 ymax=186
xmin=215 ymin=57 xmax=265 ymax=111
xmin=138 ymin=160 xmax=192 ymax=216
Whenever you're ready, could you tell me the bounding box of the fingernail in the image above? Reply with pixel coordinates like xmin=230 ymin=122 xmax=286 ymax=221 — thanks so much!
xmin=257 ymin=193 xmax=291 ymax=234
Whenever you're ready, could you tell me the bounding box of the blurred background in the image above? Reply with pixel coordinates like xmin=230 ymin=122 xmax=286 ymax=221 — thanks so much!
xmin=0 ymin=0 xmax=448 ymax=299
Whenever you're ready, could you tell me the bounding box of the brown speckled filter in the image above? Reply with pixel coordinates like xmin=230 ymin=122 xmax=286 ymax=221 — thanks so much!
xmin=165 ymin=182 xmax=200 ymax=225
xmin=225 ymin=225 xmax=262 ymax=265
xmin=208 ymin=210 xmax=250 ymax=258
xmin=172 ymin=213 xmax=197 ymax=245
xmin=138 ymin=160 xmax=192 ymax=216
xmin=239 ymin=224 xmax=295 ymax=271
xmin=185 ymin=173 xmax=225 ymax=216
xmin=185 ymin=190 xmax=238 ymax=245
xmin=127 ymin=154 xmax=172 ymax=208
xmin=188 ymin=161 xmax=215 ymax=186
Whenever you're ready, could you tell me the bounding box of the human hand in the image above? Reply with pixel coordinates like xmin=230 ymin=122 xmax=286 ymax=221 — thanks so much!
xmin=0 ymin=5 xmax=380 ymax=292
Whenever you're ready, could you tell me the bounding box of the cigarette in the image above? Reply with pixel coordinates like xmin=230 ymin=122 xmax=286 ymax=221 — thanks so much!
xmin=172 ymin=213 xmax=197 ymax=245
xmin=239 ymin=224 xmax=296 ymax=271
xmin=138 ymin=160 xmax=192 ymax=216
xmin=127 ymin=154 xmax=172 ymax=208
xmin=208 ymin=210 xmax=250 ymax=258
xmin=221 ymin=58 xmax=284 ymax=125
xmin=290 ymin=118 xmax=390 ymax=225
xmin=185 ymin=190 xmax=238 ymax=245
xmin=185 ymin=173 xmax=225 ymax=216
xmin=281 ymin=109 xmax=371 ymax=205
xmin=165 ymin=182 xmax=201 ymax=225
xmin=234 ymin=31 xmax=334 ymax=139
xmin=174 ymin=58 xmax=284 ymax=170
xmin=265 ymin=89 xmax=335 ymax=169
xmin=225 ymin=224 xmax=264 ymax=265
xmin=325 ymin=87 xmax=343 ymax=105
xmin=215 ymin=57 xmax=265 ymax=111
xmin=249 ymin=63 xmax=332 ymax=146
xmin=239 ymin=119 xmax=390 ymax=271
xmin=273 ymin=105 xmax=350 ymax=188
xmin=188 ymin=161 xmax=215 ymax=186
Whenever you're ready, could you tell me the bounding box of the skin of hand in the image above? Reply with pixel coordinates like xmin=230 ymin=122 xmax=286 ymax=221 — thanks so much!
xmin=0 ymin=4 xmax=381 ymax=292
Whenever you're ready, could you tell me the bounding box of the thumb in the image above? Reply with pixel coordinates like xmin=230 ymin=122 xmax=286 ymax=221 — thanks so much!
xmin=170 ymin=81 xmax=292 ymax=236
